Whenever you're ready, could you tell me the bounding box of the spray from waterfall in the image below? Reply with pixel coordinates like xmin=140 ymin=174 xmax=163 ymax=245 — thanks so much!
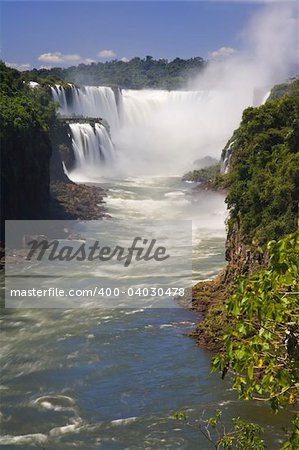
xmin=52 ymin=3 xmax=297 ymax=181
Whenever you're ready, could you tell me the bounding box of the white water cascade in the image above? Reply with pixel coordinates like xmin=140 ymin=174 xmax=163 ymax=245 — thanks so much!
xmin=51 ymin=85 xmax=120 ymax=131
xmin=69 ymin=123 xmax=115 ymax=175
xmin=52 ymin=84 xmax=254 ymax=179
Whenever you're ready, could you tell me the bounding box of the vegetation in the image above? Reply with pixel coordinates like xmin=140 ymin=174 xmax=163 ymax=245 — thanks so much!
xmin=0 ymin=61 xmax=57 ymax=137
xmin=191 ymin=81 xmax=299 ymax=448
xmin=0 ymin=62 xmax=58 ymax=235
xmin=211 ymin=232 xmax=299 ymax=448
xmin=183 ymin=163 xmax=220 ymax=182
xmin=217 ymin=80 xmax=299 ymax=245
xmin=174 ymin=409 xmax=265 ymax=449
xmin=0 ymin=62 xmax=71 ymax=239
xmin=26 ymin=56 xmax=206 ymax=89
xmin=268 ymin=79 xmax=299 ymax=101
xmin=1 ymin=60 xmax=298 ymax=446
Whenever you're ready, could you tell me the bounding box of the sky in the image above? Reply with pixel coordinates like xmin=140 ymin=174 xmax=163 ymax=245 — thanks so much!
xmin=0 ymin=1 xmax=297 ymax=70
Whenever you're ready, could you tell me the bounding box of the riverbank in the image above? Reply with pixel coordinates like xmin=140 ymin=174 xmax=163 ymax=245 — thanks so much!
xmin=189 ymin=273 xmax=230 ymax=352
xmin=0 ymin=181 xmax=108 ymax=267
xmin=50 ymin=181 xmax=108 ymax=220
xmin=193 ymin=180 xmax=227 ymax=195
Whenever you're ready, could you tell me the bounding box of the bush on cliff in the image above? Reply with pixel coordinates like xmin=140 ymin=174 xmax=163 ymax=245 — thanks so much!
xmin=0 ymin=62 xmax=57 ymax=236
xmin=183 ymin=163 xmax=221 ymax=183
xmin=212 ymin=232 xmax=299 ymax=448
xmin=222 ymin=82 xmax=299 ymax=245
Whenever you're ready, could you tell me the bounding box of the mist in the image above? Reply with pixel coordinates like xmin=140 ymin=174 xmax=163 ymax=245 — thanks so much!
xmin=111 ymin=3 xmax=297 ymax=177
xmin=65 ymin=3 xmax=297 ymax=180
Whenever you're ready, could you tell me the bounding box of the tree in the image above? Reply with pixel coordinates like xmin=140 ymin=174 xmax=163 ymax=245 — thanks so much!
xmin=212 ymin=232 xmax=299 ymax=449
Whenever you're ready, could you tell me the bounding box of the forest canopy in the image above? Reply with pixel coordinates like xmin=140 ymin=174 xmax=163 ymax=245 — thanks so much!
xmin=25 ymin=56 xmax=206 ymax=89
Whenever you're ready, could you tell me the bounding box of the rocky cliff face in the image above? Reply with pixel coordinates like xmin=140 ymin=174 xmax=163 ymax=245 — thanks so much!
xmin=191 ymin=79 xmax=299 ymax=350
xmin=49 ymin=121 xmax=75 ymax=182
xmin=191 ymin=220 xmax=268 ymax=352
xmin=0 ymin=120 xmax=76 ymax=237
xmin=222 ymin=218 xmax=268 ymax=283
xmin=1 ymin=127 xmax=52 ymax=229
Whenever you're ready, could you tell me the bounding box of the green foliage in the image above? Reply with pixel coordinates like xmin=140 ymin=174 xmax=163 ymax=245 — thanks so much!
xmin=224 ymin=82 xmax=299 ymax=244
xmin=0 ymin=61 xmax=57 ymax=137
xmin=183 ymin=163 xmax=221 ymax=182
xmin=196 ymin=300 xmax=228 ymax=350
xmin=212 ymin=232 xmax=299 ymax=448
xmin=26 ymin=56 xmax=206 ymax=89
xmin=268 ymin=79 xmax=299 ymax=101
xmin=0 ymin=62 xmax=62 ymax=229
xmin=172 ymin=411 xmax=188 ymax=421
xmin=174 ymin=409 xmax=265 ymax=449
xmin=220 ymin=418 xmax=265 ymax=450
xmin=281 ymin=414 xmax=299 ymax=450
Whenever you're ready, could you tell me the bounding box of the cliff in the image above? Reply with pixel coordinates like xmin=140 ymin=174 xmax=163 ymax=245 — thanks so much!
xmin=0 ymin=63 xmax=55 ymax=241
xmin=0 ymin=63 xmax=107 ymax=246
xmin=49 ymin=120 xmax=76 ymax=181
xmin=191 ymin=79 xmax=299 ymax=351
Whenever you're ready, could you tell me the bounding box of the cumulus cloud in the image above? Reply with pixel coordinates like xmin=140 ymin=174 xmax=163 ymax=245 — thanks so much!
xmin=97 ymin=49 xmax=116 ymax=59
xmin=5 ymin=62 xmax=32 ymax=71
xmin=120 ymin=57 xmax=130 ymax=63
xmin=209 ymin=47 xmax=236 ymax=59
xmin=38 ymin=52 xmax=81 ymax=63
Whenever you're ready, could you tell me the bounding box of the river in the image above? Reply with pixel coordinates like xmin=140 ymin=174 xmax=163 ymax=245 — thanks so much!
xmin=0 ymin=175 xmax=289 ymax=449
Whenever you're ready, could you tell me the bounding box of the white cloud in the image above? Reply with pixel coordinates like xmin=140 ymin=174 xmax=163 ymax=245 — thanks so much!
xmin=37 ymin=52 xmax=96 ymax=66
xmin=84 ymin=58 xmax=96 ymax=65
xmin=38 ymin=52 xmax=82 ymax=63
xmin=5 ymin=62 xmax=32 ymax=71
xmin=209 ymin=47 xmax=236 ymax=59
xmin=97 ymin=49 xmax=116 ymax=59
xmin=120 ymin=57 xmax=130 ymax=63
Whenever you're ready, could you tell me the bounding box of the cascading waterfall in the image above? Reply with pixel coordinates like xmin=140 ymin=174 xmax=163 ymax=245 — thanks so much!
xmin=69 ymin=122 xmax=115 ymax=174
xmin=51 ymin=85 xmax=120 ymax=131
xmin=220 ymin=140 xmax=235 ymax=174
xmin=52 ymin=84 xmax=255 ymax=179
xmin=52 ymin=85 xmax=118 ymax=175
xmin=119 ymin=89 xmax=207 ymax=126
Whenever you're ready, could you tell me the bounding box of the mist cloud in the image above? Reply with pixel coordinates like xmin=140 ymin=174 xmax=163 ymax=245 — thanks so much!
xmin=115 ymin=3 xmax=298 ymax=176
xmin=192 ymin=3 xmax=297 ymax=91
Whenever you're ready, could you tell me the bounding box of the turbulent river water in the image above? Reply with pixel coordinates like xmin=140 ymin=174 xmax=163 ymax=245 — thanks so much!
xmin=1 ymin=175 xmax=289 ymax=449
xmin=1 ymin=85 xmax=289 ymax=449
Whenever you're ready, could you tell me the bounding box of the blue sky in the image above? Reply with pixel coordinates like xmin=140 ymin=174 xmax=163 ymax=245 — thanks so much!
xmin=0 ymin=1 xmax=274 ymax=70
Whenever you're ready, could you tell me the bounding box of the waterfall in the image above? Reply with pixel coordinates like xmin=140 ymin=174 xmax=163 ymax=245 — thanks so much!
xmin=115 ymin=88 xmax=228 ymax=176
xmin=119 ymin=89 xmax=207 ymax=126
xmin=52 ymin=85 xmax=118 ymax=176
xmin=69 ymin=123 xmax=115 ymax=174
xmin=220 ymin=140 xmax=235 ymax=174
xmin=51 ymin=85 xmax=120 ymax=132
xmin=52 ymin=84 xmax=254 ymax=178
